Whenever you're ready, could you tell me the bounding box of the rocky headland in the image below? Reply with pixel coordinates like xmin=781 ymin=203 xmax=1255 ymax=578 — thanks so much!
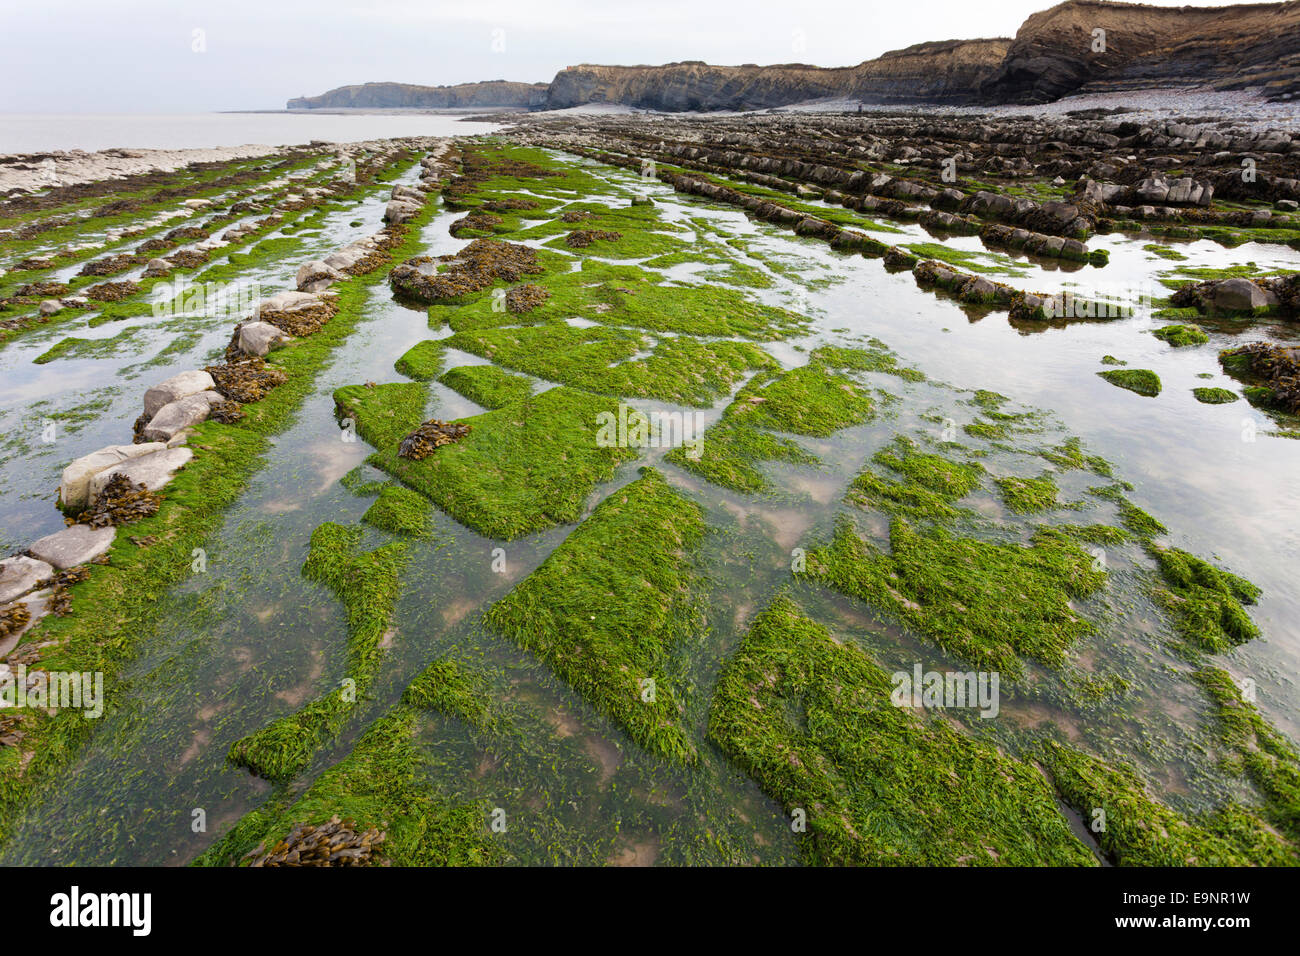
xmin=288 ymin=1 xmax=1300 ymax=112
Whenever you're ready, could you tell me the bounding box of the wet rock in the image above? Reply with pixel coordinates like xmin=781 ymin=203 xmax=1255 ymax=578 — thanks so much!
xmin=88 ymin=447 xmax=194 ymax=501
xmin=295 ymin=259 xmax=345 ymax=293
xmin=60 ymin=441 xmax=168 ymax=510
xmin=391 ymin=184 xmax=424 ymax=203
xmin=254 ymin=290 xmax=322 ymax=316
xmin=236 ymin=320 xmax=293 ymax=357
xmin=140 ymin=392 xmax=221 ymax=442
xmin=38 ymin=299 xmax=60 ymax=316
xmin=1214 ymin=278 xmax=1274 ymax=312
xmin=143 ymin=369 xmax=217 ymax=418
xmin=29 ymin=524 xmax=116 ymax=570
xmin=0 ymin=556 xmax=54 ymax=605
xmin=384 ymin=198 xmax=422 ymax=224
xmin=142 ymin=258 xmax=171 ymax=277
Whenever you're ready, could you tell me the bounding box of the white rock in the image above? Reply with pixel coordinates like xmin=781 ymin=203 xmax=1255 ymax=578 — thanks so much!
xmin=39 ymin=299 xmax=61 ymax=316
xmin=88 ymin=447 xmax=194 ymax=501
xmin=323 ymin=248 xmax=366 ymax=271
xmin=237 ymin=320 xmax=293 ymax=357
xmin=141 ymin=392 xmax=222 ymax=442
xmin=29 ymin=525 xmax=116 ymax=570
xmin=0 ymin=556 xmax=54 ymax=604
xmin=60 ymin=442 xmax=168 ymax=510
xmin=295 ymin=260 xmax=345 ymax=292
xmin=383 ymin=198 xmax=421 ymax=224
xmin=144 ymin=370 xmax=216 ymax=418
xmin=254 ymin=290 xmax=321 ymax=315
xmin=0 ymin=589 xmax=53 ymax=657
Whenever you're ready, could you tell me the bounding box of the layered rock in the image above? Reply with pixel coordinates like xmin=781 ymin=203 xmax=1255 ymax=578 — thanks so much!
xmin=980 ymin=0 xmax=1300 ymax=104
xmin=287 ymin=80 xmax=549 ymax=110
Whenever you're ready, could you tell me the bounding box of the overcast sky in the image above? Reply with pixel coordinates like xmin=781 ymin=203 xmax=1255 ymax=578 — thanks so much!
xmin=1 ymin=0 xmax=1247 ymax=113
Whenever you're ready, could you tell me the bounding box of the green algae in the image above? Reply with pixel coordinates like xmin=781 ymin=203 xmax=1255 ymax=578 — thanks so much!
xmin=1152 ymin=324 xmax=1210 ymax=347
xmin=0 ymin=196 xmax=443 ymax=847
xmin=1193 ymin=386 xmax=1239 ymax=404
xmin=485 ymin=468 xmax=703 ymax=763
xmin=371 ymin=385 xmax=643 ymax=540
xmin=198 ymin=670 xmax=500 ymax=867
xmin=227 ymin=522 xmax=408 ymax=782
xmin=1193 ymin=667 xmax=1300 ymax=842
xmin=1149 ymin=546 xmax=1261 ymax=654
xmin=995 ymin=473 xmax=1059 ymax=514
xmin=393 ymin=340 xmax=446 ymax=381
xmin=438 ymin=364 xmax=534 ymax=410
xmin=332 ymin=381 xmax=428 ymax=450
xmin=846 ymin=437 xmax=984 ymax=522
xmin=1041 ymin=741 xmax=1296 ymax=866
xmin=362 ymin=485 xmax=436 ymax=540
xmin=33 ymin=326 xmax=149 ymax=364
xmin=732 ymin=362 xmax=874 ymax=437
xmin=1088 ymin=483 xmax=1167 ymax=539
xmin=444 ymin=323 xmax=776 ymax=407
xmin=664 ymin=360 xmax=872 ymax=494
xmin=903 ymin=241 xmax=1028 ymax=277
xmin=808 ymin=343 xmax=925 ymax=382
xmin=1098 ymin=368 xmax=1162 ymax=397
xmin=709 ymin=596 xmax=1096 ymax=866
xmin=801 ymin=518 xmax=1106 ymax=678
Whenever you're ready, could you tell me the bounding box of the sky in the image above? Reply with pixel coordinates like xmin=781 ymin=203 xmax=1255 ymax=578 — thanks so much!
xmin=0 ymin=0 xmax=1250 ymax=113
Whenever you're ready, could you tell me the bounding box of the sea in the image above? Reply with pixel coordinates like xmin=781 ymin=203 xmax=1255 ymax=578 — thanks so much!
xmin=0 ymin=111 xmax=504 ymax=154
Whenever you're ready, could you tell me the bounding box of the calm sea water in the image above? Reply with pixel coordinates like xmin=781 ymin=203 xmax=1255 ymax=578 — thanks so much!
xmin=0 ymin=112 xmax=504 ymax=153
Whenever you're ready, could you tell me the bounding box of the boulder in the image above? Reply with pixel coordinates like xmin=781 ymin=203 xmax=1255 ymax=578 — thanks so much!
xmin=0 ymin=556 xmax=53 ymax=604
xmin=28 ymin=524 xmax=116 ymax=570
xmin=144 ymin=369 xmax=216 ymax=418
xmin=237 ymin=321 xmax=293 ymax=357
xmin=0 ymin=589 xmax=52 ymax=657
xmin=88 ymin=447 xmax=194 ymax=502
xmin=60 ymin=441 xmax=168 ymax=510
xmin=1213 ymin=278 xmax=1273 ymax=311
xmin=140 ymin=392 xmax=222 ymax=443
xmin=391 ymin=184 xmax=424 ymax=203
xmin=254 ymin=290 xmax=322 ymax=315
xmin=295 ymin=260 xmax=346 ymax=293
xmin=384 ymin=199 xmax=422 ymax=224
xmin=143 ymin=258 xmax=171 ymax=277
xmin=39 ymin=299 xmax=60 ymax=316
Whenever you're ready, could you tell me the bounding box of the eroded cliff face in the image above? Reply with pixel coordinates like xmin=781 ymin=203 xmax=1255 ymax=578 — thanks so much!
xmin=540 ymin=41 xmax=1011 ymax=111
xmin=852 ymin=39 xmax=1011 ymax=103
xmin=979 ymin=0 xmax=1300 ymax=103
xmin=543 ymin=62 xmax=860 ymax=111
xmin=287 ymin=80 xmax=548 ymax=110
xmin=287 ymin=1 xmax=1300 ymax=112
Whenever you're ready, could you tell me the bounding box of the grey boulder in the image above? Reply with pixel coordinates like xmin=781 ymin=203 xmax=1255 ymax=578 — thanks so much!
xmin=88 ymin=447 xmax=194 ymax=501
xmin=29 ymin=524 xmax=116 ymax=570
xmin=0 ymin=556 xmax=53 ymax=604
xmin=144 ymin=370 xmax=216 ymax=418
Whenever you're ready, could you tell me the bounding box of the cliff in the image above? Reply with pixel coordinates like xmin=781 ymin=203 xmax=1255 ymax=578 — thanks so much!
xmin=287 ymin=80 xmax=549 ymax=110
xmin=542 ymin=61 xmax=860 ymax=111
xmin=979 ymin=0 xmax=1300 ymax=103
xmin=851 ymin=39 xmax=1011 ymax=103
xmin=285 ymin=1 xmax=1300 ymax=112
